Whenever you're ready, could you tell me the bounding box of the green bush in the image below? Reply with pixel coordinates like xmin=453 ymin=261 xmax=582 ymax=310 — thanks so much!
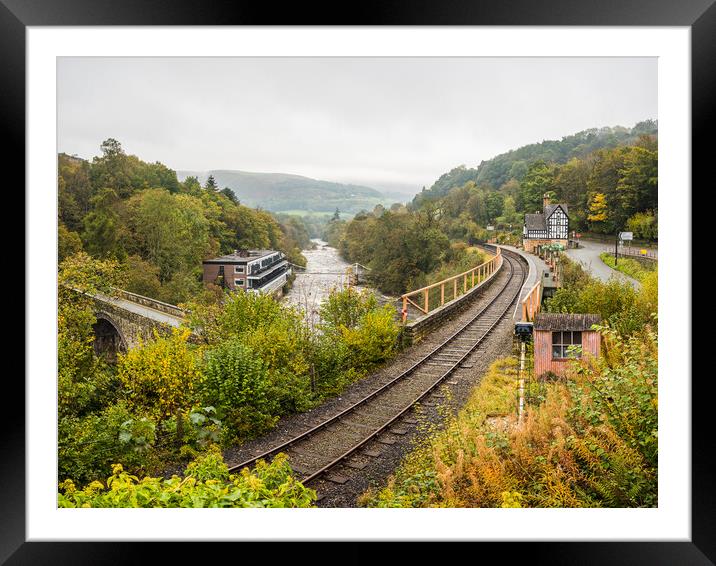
xmin=58 ymin=401 xmax=159 ymax=485
xmin=320 ymin=287 xmax=379 ymax=330
xmin=546 ymin=254 xmax=657 ymax=336
xmin=320 ymin=288 xmax=400 ymax=371
xmin=200 ymin=337 xmax=277 ymax=441
xmin=626 ymin=210 xmax=658 ymax=241
xmin=341 ymin=307 xmax=400 ymax=370
xmin=599 ymin=252 xmax=656 ymax=283
xmin=58 ymin=447 xmax=316 ymax=508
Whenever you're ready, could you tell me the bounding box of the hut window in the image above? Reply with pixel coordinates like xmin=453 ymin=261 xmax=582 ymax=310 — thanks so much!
xmin=552 ymin=331 xmax=582 ymax=359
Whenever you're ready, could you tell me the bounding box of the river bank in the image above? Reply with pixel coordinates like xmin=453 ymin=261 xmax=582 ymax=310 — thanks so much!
xmin=284 ymin=239 xmax=366 ymax=327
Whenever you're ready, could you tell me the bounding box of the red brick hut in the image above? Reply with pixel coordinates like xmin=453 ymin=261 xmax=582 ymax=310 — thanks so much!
xmin=533 ymin=313 xmax=602 ymax=379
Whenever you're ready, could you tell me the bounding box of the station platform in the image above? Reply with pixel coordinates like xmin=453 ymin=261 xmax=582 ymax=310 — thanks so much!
xmin=498 ymin=245 xmax=552 ymax=322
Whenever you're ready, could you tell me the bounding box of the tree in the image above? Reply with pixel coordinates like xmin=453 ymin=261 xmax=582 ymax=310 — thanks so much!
xmin=617 ymin=146 xmax=658 ymax=219
xmin=520 ymin=160 xmax=555 ymax=213
xmin=81 ymin=189 xmax=127 ymax=259
xmin=220 ymin=187 xmax=238 ymax=203
xmin=117 ymin=328 xmax=201 ymax=424
xmin=131 ymin=188 xmax=211 ymax=283
xmin=58 ymin=253 xmax=126 ymax=418
xmin=182 ymin=176 xmax=202 ymax=196
xmin=626 ymin=210 xmax=658 ymax=241
xmin=205 ymin=175 xmax=218 ymax=192
xmin=100 ymin=138 xmax=125 ymax=158
xmin=58 ymin=223 xmax=83 ymax=261
xmin=587 ymin=193 xmax=609 ymax=233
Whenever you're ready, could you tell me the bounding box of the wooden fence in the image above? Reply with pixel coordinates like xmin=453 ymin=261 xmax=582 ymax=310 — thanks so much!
xmin=400 ymin=247 xmax=502 ymax=323
xmin=521 ymin=281 xmax=541 ymax=322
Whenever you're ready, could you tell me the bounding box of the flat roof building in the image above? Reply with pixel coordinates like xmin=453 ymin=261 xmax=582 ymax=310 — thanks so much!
xmin=202 ymin=249 xmax=291 ymax=296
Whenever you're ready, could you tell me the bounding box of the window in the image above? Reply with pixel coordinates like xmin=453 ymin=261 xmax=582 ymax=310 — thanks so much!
xmin=552 ymin=331 xmax=582 ymax=359
xmin=234 ymin=279 xmax=244 ymax=286
xmin=234 ymin=265 xmax=244 ymax=274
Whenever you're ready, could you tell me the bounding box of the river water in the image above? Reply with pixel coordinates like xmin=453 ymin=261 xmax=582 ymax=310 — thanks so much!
xmin=284 ymin=239 xmax=366 ymax=327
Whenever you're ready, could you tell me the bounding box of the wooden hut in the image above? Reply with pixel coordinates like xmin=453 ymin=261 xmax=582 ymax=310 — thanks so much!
xmin=533 ymin=313 xmax=602 ymax=379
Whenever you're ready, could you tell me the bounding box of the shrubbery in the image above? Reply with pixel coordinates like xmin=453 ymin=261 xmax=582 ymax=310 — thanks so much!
xmin=599 ymin=252 xmax=656 ymax=283
xmin=58 ymin=256 xmax=401 ymax=491
xmin=545 ymin=255 xmax=657 ymax=336
xmin=363 ymin=325 xmax=658 ymax=508
xmin=362 ymin=254 xmax=658 ymax=509
xmin=58 ymin=447 xmax=316 ymax=508
xmin=117 ymin=328 xmax=201 ymax=421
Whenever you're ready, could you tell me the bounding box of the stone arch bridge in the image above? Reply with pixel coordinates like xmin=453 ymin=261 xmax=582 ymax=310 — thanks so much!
xmin=89 ymin=289 xmax=188 ymax=358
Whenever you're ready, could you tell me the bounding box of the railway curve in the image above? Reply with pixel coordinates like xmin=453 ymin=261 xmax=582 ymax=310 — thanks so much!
xmin=227 ymin=248 xmax=528 ymax=501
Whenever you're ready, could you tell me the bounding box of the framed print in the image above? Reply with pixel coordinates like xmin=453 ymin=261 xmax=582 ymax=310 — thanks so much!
xmin=6 ymin=0 xmax=711 ymax=563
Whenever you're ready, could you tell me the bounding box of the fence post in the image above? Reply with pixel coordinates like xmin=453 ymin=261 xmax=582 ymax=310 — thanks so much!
xmin=441 ymin=283 xmax=445 ymax=305
xmin=424 ymin=289 xmax=429 ymax=313
xmin=453 ymin=278 xmax=457 ymax=300
xmin=402 ymin=296 xmax=408 ymax=323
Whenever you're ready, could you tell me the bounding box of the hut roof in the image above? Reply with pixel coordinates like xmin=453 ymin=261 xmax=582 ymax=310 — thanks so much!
xmin=534 ymin=313 xmax=602 ymax=331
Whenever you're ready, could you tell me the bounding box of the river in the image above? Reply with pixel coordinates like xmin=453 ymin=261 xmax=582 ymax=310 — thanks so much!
xmin=283 ymin=239 xmax=366 ymax=327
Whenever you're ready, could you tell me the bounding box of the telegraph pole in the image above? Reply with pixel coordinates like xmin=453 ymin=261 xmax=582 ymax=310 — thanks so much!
xmin=518 ymin=340 xmax=526 ymax=425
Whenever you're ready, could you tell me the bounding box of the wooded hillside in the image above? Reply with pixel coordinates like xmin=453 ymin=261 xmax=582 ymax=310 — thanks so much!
xmin=58 ymin=139 xmax=312 ymax=305
xmin=177 ymin=169 xmax=386 ymax=216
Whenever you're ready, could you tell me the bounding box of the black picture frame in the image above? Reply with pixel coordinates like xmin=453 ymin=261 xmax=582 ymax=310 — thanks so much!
xmin=6 ymin=1 xmax=709 ymax=563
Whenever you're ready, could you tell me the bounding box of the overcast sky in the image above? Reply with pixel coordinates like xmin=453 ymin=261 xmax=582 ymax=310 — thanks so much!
xmin=58 ymin=57 xmax=656 ymax=195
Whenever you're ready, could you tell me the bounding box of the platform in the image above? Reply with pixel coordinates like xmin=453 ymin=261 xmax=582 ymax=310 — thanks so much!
xmin=498 ymin=245 xmax=551 ymax=322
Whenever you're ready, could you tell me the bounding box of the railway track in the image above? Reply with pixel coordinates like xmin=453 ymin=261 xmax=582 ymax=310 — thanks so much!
xmin=228 ymin=248 xmax=527 ymax=490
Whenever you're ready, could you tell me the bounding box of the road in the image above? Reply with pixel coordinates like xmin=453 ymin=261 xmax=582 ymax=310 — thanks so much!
xmin=565 ymin=239 xmax=641 ymax=289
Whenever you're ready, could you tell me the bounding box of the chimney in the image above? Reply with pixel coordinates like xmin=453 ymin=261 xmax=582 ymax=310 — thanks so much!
xmin=543 ymin=193 xmax=550 ymax=209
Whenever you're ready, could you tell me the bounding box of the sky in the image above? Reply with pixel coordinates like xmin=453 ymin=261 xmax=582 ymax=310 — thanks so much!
xmin=57 ymin=57 xmax=657 ymax=196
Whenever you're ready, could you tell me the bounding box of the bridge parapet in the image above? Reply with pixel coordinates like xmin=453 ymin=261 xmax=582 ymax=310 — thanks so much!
xmin=114 ymin=289 xmax=188 ymax=318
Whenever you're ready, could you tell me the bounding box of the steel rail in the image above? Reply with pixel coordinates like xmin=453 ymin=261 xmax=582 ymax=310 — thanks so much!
xmin=227 ymin=249 xmax=525 ymax=475
xmin=300 ymin=252 xmax=526 ymax=484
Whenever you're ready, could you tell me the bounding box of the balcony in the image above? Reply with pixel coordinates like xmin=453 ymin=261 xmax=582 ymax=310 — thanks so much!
xmin=248 ymin=264 xmax=291 ymax=294
xmin=248 ymin=259 xmax=288 ymax=280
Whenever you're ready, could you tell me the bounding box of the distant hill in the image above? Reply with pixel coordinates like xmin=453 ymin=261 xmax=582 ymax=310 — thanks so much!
xmin=177 ymin=169 xmax=386 ymax=216
xmin=415 ymin=119 xmax=658 ymax=204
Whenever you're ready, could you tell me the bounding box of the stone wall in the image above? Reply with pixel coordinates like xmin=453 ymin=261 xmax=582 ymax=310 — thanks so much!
xmin=403 ymin=261 xmax=502 ymax=345
xmin=94 ymin=302 xmax=177 ymax=350
xmin=402 ymin=249 xmax=527 ymax=345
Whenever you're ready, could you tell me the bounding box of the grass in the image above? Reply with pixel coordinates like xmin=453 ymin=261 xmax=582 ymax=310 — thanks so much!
xmin=358 ymin=357 xmax=520 ymax=508
xmin=359 ymin=324 xmax=658 ymax=508
xmin=599 ymin=252 xmax=656 ymax=282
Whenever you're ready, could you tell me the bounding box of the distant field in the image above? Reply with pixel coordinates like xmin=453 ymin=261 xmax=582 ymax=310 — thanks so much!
xmin=277 ymin=210 xmax=336 ymax=218
xmin=177 ymin=169 xmax=389 ymax=216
